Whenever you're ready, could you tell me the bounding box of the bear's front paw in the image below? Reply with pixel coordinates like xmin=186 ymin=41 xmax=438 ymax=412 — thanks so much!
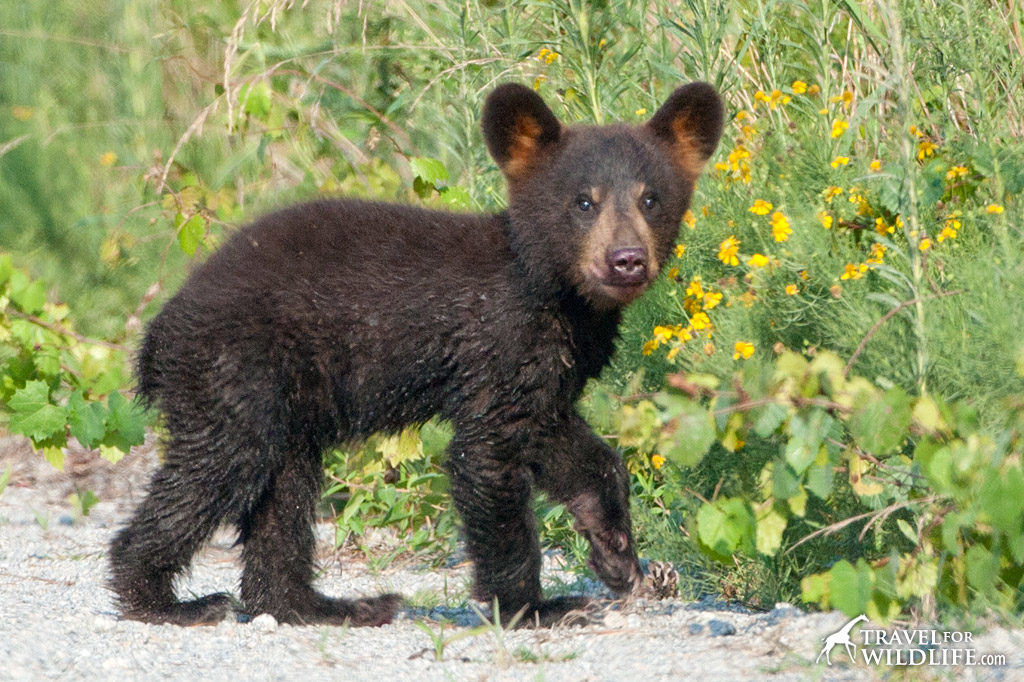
xmin=586 ymin=527 xmax=643 ymax=596
xmin=501 ymin=596 xmax=597 ymax=628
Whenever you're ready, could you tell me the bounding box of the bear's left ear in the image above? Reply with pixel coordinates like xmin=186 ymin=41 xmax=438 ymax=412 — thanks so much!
xmin=482 ymin=83 xmax=562 ymax=185
xmin=647 ymin=82 xmax=725 ymax=182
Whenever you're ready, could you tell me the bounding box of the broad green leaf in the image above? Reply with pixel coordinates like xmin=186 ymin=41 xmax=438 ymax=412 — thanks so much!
xmin=8 ymin=380 xmax=66 ymax=443
xmin=829 ymin=559 xmax=874 ymax=617
xmin=659 ymin=394 xmax=716 ymax=467
xmin=9 ymin=269 xmax=46 ymax=314
xmin=102 ymin=391 xmax=146 ymax=452
xmin=696 ymin=497 xmax=754 ymax=561
xmin=67 ymin=390 xmax=107 ymax=448
xmin=754 ymin=501 xmax=787 ymax=556
xmin=980 ymin=466 xmax=1024 ymax=534
xmin=965 ymin=545 xmax=998 ymax=594
xmin=849 ymin=386 xmax=912 ymax=456
xmin=43 ymin=445 xmax=65 ymax=471
xmin=178 ymin=214 xmax=205 ymax=257
xmin=409 ymin=157 xmax=449 ymax=186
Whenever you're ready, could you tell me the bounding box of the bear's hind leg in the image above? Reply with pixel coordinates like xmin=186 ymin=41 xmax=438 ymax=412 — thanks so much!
xmin=238 ymin=451 xmax=401 ymax=626
xmin=109 ymin=461 xmax=234 ymax=625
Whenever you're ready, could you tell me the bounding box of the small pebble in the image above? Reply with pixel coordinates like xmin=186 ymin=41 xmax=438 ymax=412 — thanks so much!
xmin=708 ymin=619 xmax=737 ymax=637
xmin=251 ymin=613 xmax=278 ymax=632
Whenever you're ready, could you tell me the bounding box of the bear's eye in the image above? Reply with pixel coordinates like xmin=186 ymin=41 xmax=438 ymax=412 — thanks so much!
xmin=576 ymin=195 xmax=594 ymax=212
xmin=642 ymin=194 xmax=658 ymax=211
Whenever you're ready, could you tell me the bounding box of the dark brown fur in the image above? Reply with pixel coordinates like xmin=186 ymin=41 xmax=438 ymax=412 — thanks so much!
xmin=109 ymin=83 xmax=723 ymax=627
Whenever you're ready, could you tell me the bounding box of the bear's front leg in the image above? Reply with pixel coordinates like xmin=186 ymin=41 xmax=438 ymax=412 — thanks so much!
xmin=446 ymin=436 xmax=592 ymax=627
xmin=533 ymin=415 xmax=644 ymax=598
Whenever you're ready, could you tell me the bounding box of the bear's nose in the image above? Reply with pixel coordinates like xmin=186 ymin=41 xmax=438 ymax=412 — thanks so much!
xmin=607 ymin=247 xmax=648 ymax=283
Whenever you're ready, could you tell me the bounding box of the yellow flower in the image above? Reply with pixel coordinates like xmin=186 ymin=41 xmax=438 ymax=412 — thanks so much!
xmin=653 ymin=325 xmax=675 ymax=343
xmin=683 ymin=209 xmax=697 ymax=229
xmin=829 ymin=90 xmax=854 ymax=109
xmin=946 ymin=165 xmax=968 ymax=181
xmin=818 ymin=212 xmax=833 ymax=229
xmin=666 ymin=266 xmax=679 ymax=279
xmin=917 ymin=140 xmax=938 ymax=160
xmin=749 ymin=199 xmax=774 ymax=215
xmin=938 ymin=218 xmax=960 ymax=242
xmin=987 ymin=204 xmax=1005 ymax=214
xmin=635 ymin=107 xmax=648 ymax=117
xmin=807 ymin=84 xmax=821 ymax=96
xmin=919 ymin=237 xmax=932 ymax=251
xmin=823 ymin=186 xmax=843 ymax=202
xmin=686 ymin=277 xmax=704 ymax=300
xmin=869 ymin=159 xmax=882 ymax=172
xmin=840 ymin=263 xmax=867 ymax=280
xmin=703 ymin=291 xmax=722 ymax=310
xmin=770 ymin=212 xmax=792 ymax=242
xmin=874 ymin=217 xmax=894 ymax=235
xmin=735 ymin=110 xmax=750 ymax=122
xmin=733 ymin=341 xmax=755 ymax=360
xmin=536 ymin=48 xmax=559 ymax=64
xmin=11 ymin=105 xmax=33 ymax=121
xmin=747 ymin=253 xmax=770 ymax=267
xmin=718 ymin=236 xmax=740 ymax=266
xmin=792 ymin=80 xmax=808 ymax=94
xmin=831 ymin=119 xmax=849 ymax=138
xmin=909 ymin=125 xmax=923 ymax=138
xmin=785 ymin=284 xmax=798 ymax=295
xmin=642 ymin=339 xmax=658 ymax=355
xmin=831 ymin=155 xmax=850 ymax=168
xmin=867 ymin=243 xmax=887 ymax=263
xmin=666 ymin=346 xmax=680 ymax=361
xmin=651 ymin=454 xmax=666 ymax=469
xmin=690 ymin=312 xmax=711 ymax=331
xmin=676 ymin=326 xmax=694 ymax=342
xmin=99 ymin=152 xmax=118 ymax=167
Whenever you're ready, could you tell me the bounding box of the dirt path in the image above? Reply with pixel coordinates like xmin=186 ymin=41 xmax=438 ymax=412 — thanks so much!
xmin=0 ymin=437 xmax=1019 ymax=681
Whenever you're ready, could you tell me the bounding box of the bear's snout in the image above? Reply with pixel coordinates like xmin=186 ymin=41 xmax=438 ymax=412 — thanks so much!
xmin=606 ymin=247 xmax=648 ymax=284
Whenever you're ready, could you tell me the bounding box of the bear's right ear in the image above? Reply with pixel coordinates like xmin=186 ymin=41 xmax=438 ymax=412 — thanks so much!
xmin=482 ymin=84 xmax=562 ymax=185
xmin=647 ymin=82 xmax=725 ymax=183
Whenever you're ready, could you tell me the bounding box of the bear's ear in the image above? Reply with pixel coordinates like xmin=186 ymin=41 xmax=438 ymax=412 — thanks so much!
xmin=482 ymin=83 xmax=562 ymax=185
xmin=647 ymin=82 xmax=724 ymax=182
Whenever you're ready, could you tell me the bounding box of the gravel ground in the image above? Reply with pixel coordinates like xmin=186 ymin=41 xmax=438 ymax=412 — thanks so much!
xmin=1 ymin=437 xmax=1021 ymax=682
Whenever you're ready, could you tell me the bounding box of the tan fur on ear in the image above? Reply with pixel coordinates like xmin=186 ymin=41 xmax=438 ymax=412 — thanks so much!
xmin=670 ymin=116 xmax=713 ymax=182
xmin=504 ymin=114 xmax=545 ymax=182
xmin=648 ymin=82 xmax=724 ymax=184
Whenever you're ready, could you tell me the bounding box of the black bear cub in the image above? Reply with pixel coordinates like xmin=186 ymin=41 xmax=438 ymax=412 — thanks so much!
xmin=110 ymin=82 xmax=723 ymax=627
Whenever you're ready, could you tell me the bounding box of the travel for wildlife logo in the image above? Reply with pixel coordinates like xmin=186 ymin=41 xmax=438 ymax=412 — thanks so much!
xmin=816 ymin=615 xmax=1006 ymax=667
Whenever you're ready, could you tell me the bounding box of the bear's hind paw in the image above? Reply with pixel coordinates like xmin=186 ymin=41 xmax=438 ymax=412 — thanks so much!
xmin=123 ymin=592 xmax=234 ymax=626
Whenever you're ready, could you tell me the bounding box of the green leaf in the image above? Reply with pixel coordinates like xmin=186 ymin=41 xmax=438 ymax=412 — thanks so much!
xmin=829 ymin=559 xmax=874 ymax=617
xmin=178 ymin=214 xmax=205 ymax=257
xmin=67 ymin=390 xmax=107 ymax=448
xmin=965 ymin=545 xmax=998 ymax=594
xmin=849 ymin=386 xmax=912 ymax=456
xmin=659 ymin=394 xmax=716 ymax=467
xmin=696 ymin=497 xmax=754 ymax=561
xmin=0 ymin=253 xmax=14 ymax=285
xmin=102 ymin=391 xmax=146 ymax=452
xmin=980 ymin=466 xmax=1024 ymax=534
xmin=409 ymin=157 xmax=449 ymax=186
xmin=43 ymin=446 xmax=65 ymax=471
xmin=8 ymin=269 xmax=47 ymax=314
xmin=239 ymin=82 xmax=272 ymax=118
xmin=8 ymin=380 xmax=67 ymax=443
xmin=754 ymin=502 xmax=787 ymax=556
